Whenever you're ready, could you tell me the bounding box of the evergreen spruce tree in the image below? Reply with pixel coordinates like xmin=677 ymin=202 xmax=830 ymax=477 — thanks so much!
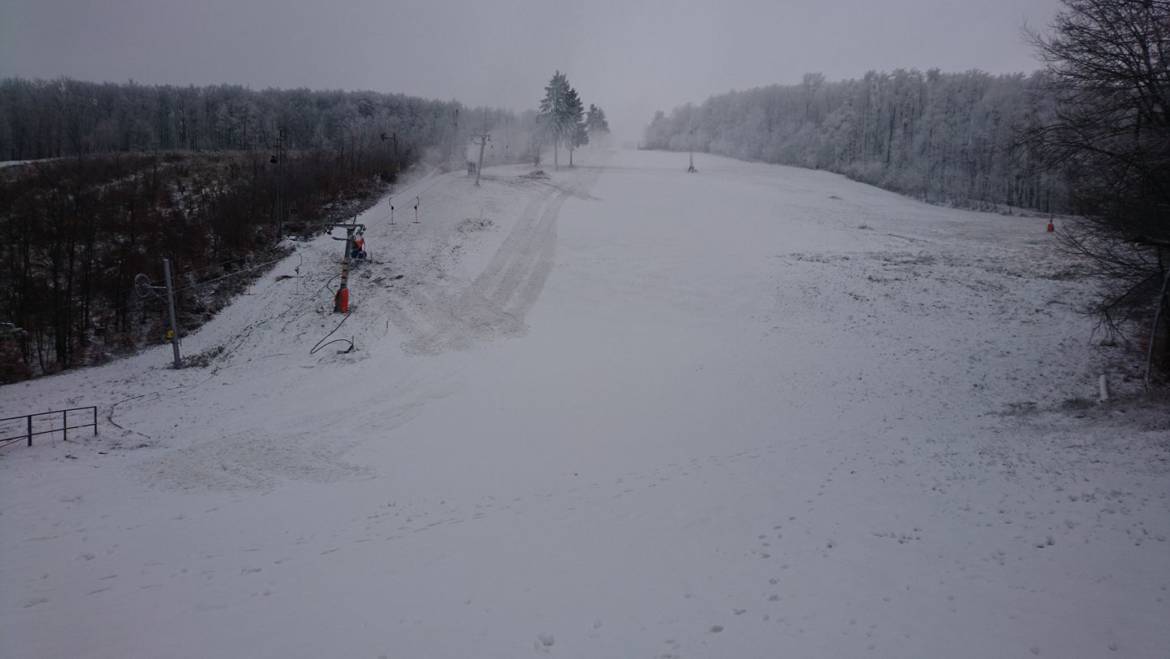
xmin=586 ymin=104 xmax=610 ymax=135
xmin=538 ymin=71 xmax=572 ymax=169
xmin=564 ymin=85 xmax=586 ymax=167
xmin=570 ymin=122 xmax=589 ymax=166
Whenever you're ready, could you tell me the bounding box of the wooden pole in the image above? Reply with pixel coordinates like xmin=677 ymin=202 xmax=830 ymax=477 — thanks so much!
xmin=474 ymin=133 xmax=489 ymax=187
xmin=162 ymin=258 xmax=182 ymax=368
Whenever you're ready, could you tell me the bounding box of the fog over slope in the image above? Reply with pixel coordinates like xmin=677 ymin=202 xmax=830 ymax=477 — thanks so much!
xmin=0 ymin=0 xmax=1062 ymax=140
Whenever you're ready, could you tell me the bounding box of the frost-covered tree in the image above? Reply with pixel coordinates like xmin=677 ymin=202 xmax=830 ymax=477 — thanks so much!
xmin=642 ymin=70 xmax=1061 ymax=212
xmin=564 ymin=85 xmax=586 ymax=167
xmin=0 ymin=78 xmax=502 ymax=162
xmin=1030 ymin=0 xmax=1170 ymax=372
xmin=570 ymin=121 xmax=588 ymax=165
xmin=538 ymin=70 xmax=570 ymax=168
xmin=586 ymin=104 xmax=609 ymax=134
xmin=538 ymin=70 xmax=576 ymax=169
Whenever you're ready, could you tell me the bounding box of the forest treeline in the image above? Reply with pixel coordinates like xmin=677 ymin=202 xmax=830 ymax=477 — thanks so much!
xmin=643 ymin=69 xmax=1067 ymax=213
xmin=644 ymin=0 xmax=1170 ymax=381
xmin=0 ymin=77 xmax=543 ymax=382
xmin=0 ymin=148 xmax=404 ymax=382
xmin=0 ymin=77 xmax=539 ymax=163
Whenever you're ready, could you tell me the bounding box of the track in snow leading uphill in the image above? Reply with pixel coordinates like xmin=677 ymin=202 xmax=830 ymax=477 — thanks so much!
xmin=386 ymin=166 xmax=603 ymax=355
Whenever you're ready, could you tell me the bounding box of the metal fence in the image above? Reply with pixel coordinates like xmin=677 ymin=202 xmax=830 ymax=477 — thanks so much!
xmin=0 ymin=407 xmax=97 ymax=448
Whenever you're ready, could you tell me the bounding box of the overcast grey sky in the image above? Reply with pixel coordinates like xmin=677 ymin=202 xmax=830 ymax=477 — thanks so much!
xmin=0 ymin=0 xmax=1064 ymax=140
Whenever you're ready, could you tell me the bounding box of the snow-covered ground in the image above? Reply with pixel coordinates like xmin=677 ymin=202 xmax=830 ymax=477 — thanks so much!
xmin=1 ymin=149 xmax=1167 ymax=658
xmin=0 ymin=158 xmax=56 ymax=169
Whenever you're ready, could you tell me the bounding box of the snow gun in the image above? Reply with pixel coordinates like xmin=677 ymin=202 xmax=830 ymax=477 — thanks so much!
xmin=331 ymin=221 xmax=366 ymax=313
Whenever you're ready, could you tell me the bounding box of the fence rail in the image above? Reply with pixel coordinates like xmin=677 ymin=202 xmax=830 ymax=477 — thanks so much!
xmin=0 ymin=406 xmax=97 ymax=448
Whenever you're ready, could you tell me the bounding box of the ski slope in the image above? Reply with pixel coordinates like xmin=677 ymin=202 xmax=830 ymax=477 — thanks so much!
xmin=1 ymin=149 xmax=1168 ymax=658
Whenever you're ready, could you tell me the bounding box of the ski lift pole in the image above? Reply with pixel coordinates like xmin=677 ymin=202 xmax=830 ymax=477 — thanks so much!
xmin=162 ymin=258 xmax=182 ymax=368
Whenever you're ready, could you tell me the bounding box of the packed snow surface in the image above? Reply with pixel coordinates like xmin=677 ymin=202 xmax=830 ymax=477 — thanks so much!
xmin=2 ymin=149 xmax=1168 ymax=658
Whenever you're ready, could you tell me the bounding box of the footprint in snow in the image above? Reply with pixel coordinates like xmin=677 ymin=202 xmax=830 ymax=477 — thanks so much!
xmin=534 ymin=633 xmax=555 ymax=653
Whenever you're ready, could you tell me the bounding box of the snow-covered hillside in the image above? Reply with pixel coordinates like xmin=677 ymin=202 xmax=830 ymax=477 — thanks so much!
xmin=1 ymin=149 xmax=1167 ymax=658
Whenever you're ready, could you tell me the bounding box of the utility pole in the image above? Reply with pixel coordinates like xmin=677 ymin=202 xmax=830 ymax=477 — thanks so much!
xmin=381 ymin=130 xmax=400 ymax=177
xmin=470 ymin=109 xmax=492 ymax=186
xmin=472 ymin=131 xmax=491 ymax=186
xmin=162 ymin=258 xmax=182 ymax=368
xmin=687 ymin=126 xmax=697 ymax=173
xmin=443 ymin=108 xmax=459 ymax=166
xmin=270 ymin=127 xmax=287 ymax=240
